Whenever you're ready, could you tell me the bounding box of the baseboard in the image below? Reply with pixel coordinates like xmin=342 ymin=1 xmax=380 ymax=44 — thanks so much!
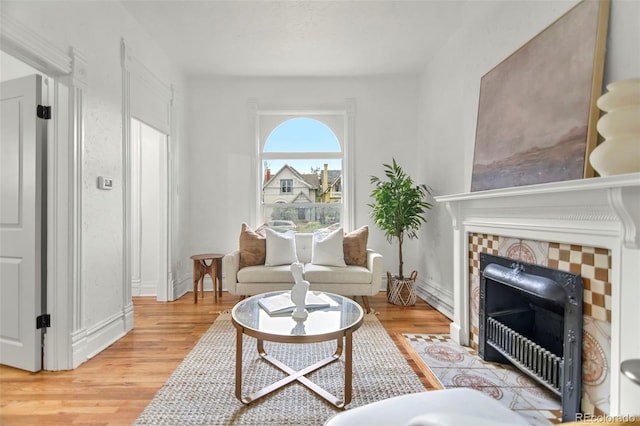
xmin=175 ymin=274 xmax=191 ymax=299
xmin=138 ymin=280 xmax=159 ymax=297
xmin=70 ymin=328 xmax=88 ymax=369
xmin=70 ymin=306 xmax=133 ymax=369
xmin=415 ymin=278 xmax=454 ymax=320
xmin=131 ymin=278 xmax=142 ymax=296
xmin=449 ymin=322 xmax=467 ymax=346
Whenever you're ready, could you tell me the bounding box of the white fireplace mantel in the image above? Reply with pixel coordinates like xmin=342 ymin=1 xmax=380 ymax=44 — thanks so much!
xmin=435 ymin=173 xmax=640 ymax=416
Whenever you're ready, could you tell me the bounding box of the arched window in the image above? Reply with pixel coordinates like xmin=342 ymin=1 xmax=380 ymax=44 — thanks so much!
xmin=260 ymin=117 xmax=344 ymax=232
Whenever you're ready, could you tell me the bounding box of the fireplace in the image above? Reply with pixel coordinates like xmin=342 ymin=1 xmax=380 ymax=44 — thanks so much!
xmin=479 ymin=253 xmax=583 ymax=421
xmin=435 ymin=174 xmax=640 ymax=416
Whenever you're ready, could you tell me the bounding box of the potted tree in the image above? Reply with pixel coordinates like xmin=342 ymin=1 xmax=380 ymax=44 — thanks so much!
xmin=369 ymin=159 xmax=432 ymax=306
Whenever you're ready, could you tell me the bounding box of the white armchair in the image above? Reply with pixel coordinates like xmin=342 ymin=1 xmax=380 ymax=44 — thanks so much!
xmin=324 ymin=388 xmax=529 ymax=426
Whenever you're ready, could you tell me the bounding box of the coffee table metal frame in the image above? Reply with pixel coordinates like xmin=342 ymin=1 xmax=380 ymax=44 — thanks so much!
xmin=231 ymin=291 xmax=364 ymax=408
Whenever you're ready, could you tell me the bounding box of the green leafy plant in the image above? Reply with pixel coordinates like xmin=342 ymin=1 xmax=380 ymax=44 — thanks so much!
xmin=368 ymin=159 xmax=432 ymax=279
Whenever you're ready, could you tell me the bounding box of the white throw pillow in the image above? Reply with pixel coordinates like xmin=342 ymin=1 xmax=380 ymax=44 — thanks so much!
xmin=311 ymin=227 xmax=346 ymax=267
xmin=264 ymin=228 xmax=299 ymax=266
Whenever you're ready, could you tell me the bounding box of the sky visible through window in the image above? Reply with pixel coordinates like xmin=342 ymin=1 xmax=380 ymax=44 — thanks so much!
xmin=263 ymin=118 xmax=341 ymax=174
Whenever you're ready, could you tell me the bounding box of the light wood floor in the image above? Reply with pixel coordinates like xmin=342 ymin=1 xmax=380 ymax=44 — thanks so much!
xmin=0 ymin=292 xmax=451 ymax=425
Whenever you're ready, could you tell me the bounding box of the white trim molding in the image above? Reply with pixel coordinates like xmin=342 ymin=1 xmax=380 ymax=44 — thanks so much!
xmin=344 ymin=98 xmax=356 ymax=232
xmin=436 ymin=173 xmax=640 ymax=415
xmin=121 ymin=39 xmax=134 ymax=328
xmin=0 ymin=14 xmax=71 ymax=76
xmin=247 ymin=99 xmax=259 ymax=228
xmin=249 ymin=99 xmax=356 ymax=231
xmin=121 ymin=39 xmax=175 ymax=305
xmin=416 ymin=278 xmax=454 ymax=320
xmin=1 ymin=13 xmax=85 ymax=371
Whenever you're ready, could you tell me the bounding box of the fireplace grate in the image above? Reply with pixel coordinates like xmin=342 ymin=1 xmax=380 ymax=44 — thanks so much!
xmin=486 ymin=316 xmax=562 ymax=394
xmin=479 ymin=253 xmax=583 ymax=422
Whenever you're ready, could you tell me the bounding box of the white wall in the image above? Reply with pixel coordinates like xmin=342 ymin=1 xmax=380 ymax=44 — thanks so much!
xmin=3 ymin=0 xmax=636 ymax=365
xmin=182 ymin=76 xmax=420 ymax=286
xmin=1 ymin=1 xmax=187 ymax=365
xmin=417 ymin=0 xmax=640 ymax=315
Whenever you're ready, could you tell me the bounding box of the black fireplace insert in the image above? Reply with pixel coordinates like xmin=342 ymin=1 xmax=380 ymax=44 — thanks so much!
xmin=479 ymin=253 xmax=583 ymax=422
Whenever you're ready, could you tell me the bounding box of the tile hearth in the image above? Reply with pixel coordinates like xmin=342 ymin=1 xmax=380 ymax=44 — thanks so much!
xmin=405 ymin=333 xmax=562 ymax=425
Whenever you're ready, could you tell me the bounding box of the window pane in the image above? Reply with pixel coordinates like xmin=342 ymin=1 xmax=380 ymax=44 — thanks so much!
xmin=280 ymin=179 xmax=293 ymax=194
xmin=262 ymin=203 xmax=341 ymax=233
xmin=264 ymin=118 xmax=341 ymax=153
xmin=260 ymin=116 xmax=345 ymax=233
xmin=262 ymin=160 xmax=342 ymax=204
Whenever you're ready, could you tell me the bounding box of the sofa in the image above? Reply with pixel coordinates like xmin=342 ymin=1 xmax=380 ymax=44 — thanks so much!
xmin=222 ymin=224 xmax=383 ymax=312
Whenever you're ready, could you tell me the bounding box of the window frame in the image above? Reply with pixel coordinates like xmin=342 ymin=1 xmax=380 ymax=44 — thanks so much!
xmin=249 ymin=101 xmax=356 ymax=232
xmin=280 ymin=179 xmax=293 ymax=194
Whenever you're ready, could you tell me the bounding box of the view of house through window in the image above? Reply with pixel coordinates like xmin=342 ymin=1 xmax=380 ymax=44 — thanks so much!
xmin=261 ymin=117 xmax=343 ymax=233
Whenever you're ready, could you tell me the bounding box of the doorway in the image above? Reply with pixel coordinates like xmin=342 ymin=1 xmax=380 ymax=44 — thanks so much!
xmin=130 ymin=118 xmax=168 ymax=299
xmin=0 ymin=73 xmax=47 ymax=372
xmin=1 ymin=50 xmax=54 ymax=372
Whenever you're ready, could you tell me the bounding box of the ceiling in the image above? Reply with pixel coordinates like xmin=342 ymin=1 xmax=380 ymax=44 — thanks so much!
xmin=119 ymin=0 xmax=466 ymax=77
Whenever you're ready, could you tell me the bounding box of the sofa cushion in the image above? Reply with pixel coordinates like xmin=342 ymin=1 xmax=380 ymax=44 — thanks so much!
xmin=343 ymin=225 xmax=368 ymax=267
xmin=311 ymin=227 xmax=346 ymax=267
xmin=237 ymin=264 xmax=296 ymax=283
xmin=239 ymin=223 xmax=267 ymax=268
xmin=294 ymin=233 xmax=313 ymax=263
xmin=265 ymin=228 xmax=299 ymax=266
xmin=304 ymin=264 xmax=371 ymax=284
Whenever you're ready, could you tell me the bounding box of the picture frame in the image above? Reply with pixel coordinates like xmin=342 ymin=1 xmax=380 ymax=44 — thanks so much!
xmin=470 ymin=0 xmax=609 ymax=192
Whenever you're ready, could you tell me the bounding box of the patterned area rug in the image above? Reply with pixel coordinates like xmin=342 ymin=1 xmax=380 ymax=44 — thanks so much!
xmin=135 ymin=313 xmax=426 ymax=425
xmin=403 ymin=333 xmax=563 ymax=425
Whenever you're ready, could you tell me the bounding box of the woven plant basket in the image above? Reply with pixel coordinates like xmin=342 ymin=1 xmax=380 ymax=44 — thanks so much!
xmin=386 ymin=271 xmax=417 ymax=306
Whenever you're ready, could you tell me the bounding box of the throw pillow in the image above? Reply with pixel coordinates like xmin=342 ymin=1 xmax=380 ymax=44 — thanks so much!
xmin=239 ymin=223 xmax=267 ymax=268
xmin=343 ymin=225 xmax=368 ymax=267
xmin=264 ymin=227 xmax=299 ymax=266
xmin=311 ymin=227 xmax=346 ymax=267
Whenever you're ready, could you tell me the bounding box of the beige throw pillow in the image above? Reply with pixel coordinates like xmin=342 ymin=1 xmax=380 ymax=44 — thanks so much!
xmin=343 ymin=225 xmax=368 ymax=267
xmin=239 ymin=223 xmax=267 ymax=268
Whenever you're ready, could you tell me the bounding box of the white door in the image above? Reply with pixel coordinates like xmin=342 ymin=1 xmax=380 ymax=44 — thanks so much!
xmin=0 ymin=75 xmax=45 ymax=372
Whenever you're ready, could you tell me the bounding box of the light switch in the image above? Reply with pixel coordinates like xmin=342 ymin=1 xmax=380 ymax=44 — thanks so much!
xmin=97 ymin=176 xmax=113 ymax=190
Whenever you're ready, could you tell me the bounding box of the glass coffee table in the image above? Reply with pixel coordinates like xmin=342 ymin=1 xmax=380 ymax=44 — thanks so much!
xmin=231 ymin=290 xmax=364 ymax=408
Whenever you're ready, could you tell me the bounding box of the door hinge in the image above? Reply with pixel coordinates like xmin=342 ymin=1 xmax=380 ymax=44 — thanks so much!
xmin=37 ymin=105 xmax=51 ymax=120
xmin=36 ymin=314 xmax=51 ymax=329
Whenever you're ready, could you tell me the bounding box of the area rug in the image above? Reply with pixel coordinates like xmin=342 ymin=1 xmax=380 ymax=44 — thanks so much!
xmin=134 ymin=313 xmax=427 ymax=425
xmin=402 ymin=333 xmax=561 ymax=425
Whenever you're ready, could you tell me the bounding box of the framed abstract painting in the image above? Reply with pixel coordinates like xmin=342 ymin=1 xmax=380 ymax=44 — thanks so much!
xmin=471 ymin=0 xmax=609 ymax=192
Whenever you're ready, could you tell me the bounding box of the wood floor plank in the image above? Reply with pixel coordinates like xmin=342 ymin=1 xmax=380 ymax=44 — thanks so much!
xmin=0 ymin=292 xmax=450 ymax=425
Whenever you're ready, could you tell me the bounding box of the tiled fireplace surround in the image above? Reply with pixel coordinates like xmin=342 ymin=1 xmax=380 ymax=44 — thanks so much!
xmin=435 ymin=174 xmax=640 ymax=417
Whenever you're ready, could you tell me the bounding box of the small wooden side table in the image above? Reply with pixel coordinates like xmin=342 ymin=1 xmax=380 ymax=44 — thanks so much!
xmin=190 ymin=253 xmax=224 ymax=303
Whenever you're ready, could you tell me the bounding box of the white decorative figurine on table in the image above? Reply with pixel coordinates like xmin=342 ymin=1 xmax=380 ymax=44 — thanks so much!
xmin=290 ymin=262 xmax=309 ymax=320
